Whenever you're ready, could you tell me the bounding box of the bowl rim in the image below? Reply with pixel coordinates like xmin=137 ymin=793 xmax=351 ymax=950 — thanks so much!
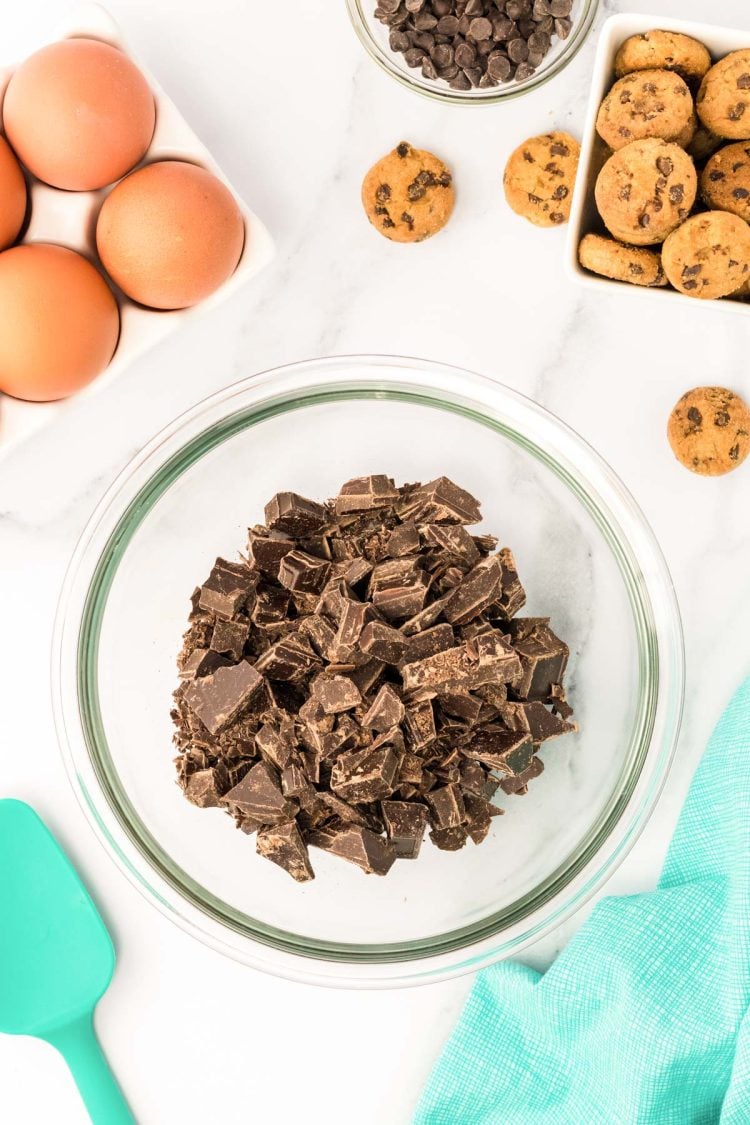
xmin=52 ymin=355 xmax=685 ymax=988
xmin=344 ymin=0 xmax=601 ymax=106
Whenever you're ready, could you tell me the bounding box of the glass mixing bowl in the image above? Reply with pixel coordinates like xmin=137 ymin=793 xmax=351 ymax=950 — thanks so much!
xmin=345 ymin=0 xmax=599 ymax=105
xmin=53 ymin=356 xmax=683 ymax=987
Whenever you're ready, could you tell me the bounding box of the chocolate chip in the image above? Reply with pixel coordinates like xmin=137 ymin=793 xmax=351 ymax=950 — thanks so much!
xmin=396 ymin=142 xmax=411 ymax=157
xmin=687 ymin=406 xmax=703 ymax=425
xmin=734 ymin=188 xmax=750 ymax=200
xmin=669 ymin=184 xmax=685 ymax=203
xmin=638 ymin=213 xmax=651 ymax=228
xmin=715 ymin=410 xmax=731 ymax=428
xmin=552 ymin=184 xmax=569 ymax=200
xmin=737 ymin=75 xmax=750 ymax=90
xmin=656 ymin=157 xmax=674 ymax=176
xmin=729 ymin=103 xmax=747 ymax=122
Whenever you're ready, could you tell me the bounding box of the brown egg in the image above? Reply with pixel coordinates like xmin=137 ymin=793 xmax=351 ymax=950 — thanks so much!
xmin=3 ymin=38 xmax=155 ymax=191
xmin=0 ymin=136 xmax=27 ymax=249
xmin=96 ymin=160 xmax=244 ymax=309
xmin=0 ymin=244 xmax=120 ymax=401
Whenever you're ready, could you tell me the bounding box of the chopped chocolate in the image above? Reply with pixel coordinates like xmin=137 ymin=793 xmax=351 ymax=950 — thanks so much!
xmin=308 ymin=824 xmax=396 ymax=875
xmin=381 ymin=800 xmax=429 ymax=858
xmin=173 ymin=476 xmax=576 ymax=880
xmin=199 ymin=559 xmax=254 ymax=620
xmin=182 ymin=660 xmax=264 ymax=736
xmin=221 ymin=760 xmax=296 ymax=824
xmin=210 ymin=619 xmax=250 ymax=662
xmin=362 ymin=683 xmax=405 ymax=731
xmin=264 ymin=492 xmax=327 ymax=537
xmin=330 ymin=745 xmax=399 ymax=802
xmin=256 ymin=821 xmax=314 ymax=882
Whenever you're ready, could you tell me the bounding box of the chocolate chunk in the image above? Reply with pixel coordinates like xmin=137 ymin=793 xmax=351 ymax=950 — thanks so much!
xmin=370 ymin=558 xmax=430 ymax=620
xmin=362 ymin=683 xmax=405 ymax=730
xmin=255 ymin=717 xmax=296 ymax=769
xmin=430 ymin=825 xmax=468 ymax=851
xmin=386 ymin=522 xmax=421 ymax=556
xmin=251 ymin=585 xmax=291 ymax=628
xmin=464 ymin=792 xmax=501 ymax=844
xmin=438 ymin=691 xmax=483 ymax=726
xmin=399 ymin=476 xmax=482 ymax=524
xmin=311 ymin=674 xmax=362 ymax=714
xmin=332 ymin=600 xmax=373 ymax=660
xmin=255 ymin=634 xmax=321 ymax=682
xmin=404 ymin=698 xmax=437 ymax=749
xmin=308 ymin=824 xmax=396 ymax=875
xmin=443 ymin=556 xmax=503 ymax=625
xmin=264 ymin=492 xmax=327 ymax=537
xmin=463 ymin=729 xmax=534 ymax=774
xmin=277 ymin=550 xmax=331 ymax=593
xmin=178 ymin=647 xmax=228 ymax=680
xmin=199 ymin=559 xmax=254 ymax=620
xmin=495 ymin=548 xmax=527 ymax=618
xmin=403 ymin=622 xmax=455 ymax=663
xmin=359 ymin=620 xmax=407 ymax=664
xmin=247 ymin=528 xmax=294 ymax=578
xmin=402 ymin=633 xmax=519 ymax=694
xmin=381 ymin=801 xmax=428 ymax=858
xmin=335 ymin=475 xmax=399 ymax=514
xmin=513 ymin=623 xmax=569 ymax=700
xmin=426 ymin=783 xmax=465 ymax=828
xmin=210 ymin=619 xmax=250 ymax=662
xmin=256 ymin=821 xmax=314 ymax=882
xmin=183 ymin=766 xmax=229 ymax=808
xmin=222 ymin=761 xmax=296 ymax=825
xmin=183 ymin=660 xmax=265 ymax=735
xmin=330 ymin=745 xmax=399 ymax=802
xmin=281 ymin=761 xmax=310 ymax=799
xmin=500 ymin=753 xmax=544 ymax=794
xmin=297 ymin=613 xmax=337 ymax=659
xmin=501 ymin=700 xmax=575 ymax=743
xmin=422 ymin=522 xmax=481 ymax=567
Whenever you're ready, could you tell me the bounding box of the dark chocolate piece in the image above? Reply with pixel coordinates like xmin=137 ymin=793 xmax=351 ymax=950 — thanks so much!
xmin=443 ymin=556 xmax=502 ymax=625
xmin=183 ymin=766 xmax=229 ymax=808
xmin=362 ymin=683 xmax=405 ymax=731
xmin=426 ymin=783 xmax=466 ymax=829
xmin=178 ymin=647 xmax=228 ymax=680
xmin=308 ymin=824 xmax=396 ymax=875
xmin=311 ymin=674 xmax=362 ymax=714
xmin=199 ymin=559 xmax=254 ymax=620
xmin=247 ymin=528 xmax=294 ymax=578
xmin=335 ymin=475 xmax=400 ymax=514
xmin=429 ymin=825 xmax=469 ymax=851
xmin=256 ymin=821 xmax=314 ymax=882
xmin=400 ymin=476 xmax=482 ymax=524
xmin=222 ymin=760 xmax=296 ymax=825
xmin=403 ymin=623 xmax=455 ymax=663
xmin=255 ymin=634 xmax=321 ymax=682
xmin=183 ymin=660 xmax=264 ymax=735
xmin=463 ymin=729 xmax=534 ymax=775
xmin=210 ymin=619 xmax=250 ymax=662
xmin=381 ymin=801 xmax=428 ymax=858
xmin=264 ymin=492 xmax=327 ymax=537
xmin=513 ymin=623 xmax=569 ymax=700
xmin=360 ymin=620 xmax=406 ymax=664
xmin=277 ymin=550 xmax=331 ymax=594
xmin=330 ymin=745 xmax=399 ymax=802
xmin=501 ymin=701 xmax=576 ymax=743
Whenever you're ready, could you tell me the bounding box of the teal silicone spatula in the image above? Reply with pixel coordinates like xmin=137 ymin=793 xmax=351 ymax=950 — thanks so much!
xmin=0 ymin=799 xmax=134 ymax=1124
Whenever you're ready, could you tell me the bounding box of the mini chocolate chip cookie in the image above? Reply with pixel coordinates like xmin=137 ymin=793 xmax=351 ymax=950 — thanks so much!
xmin=578 ymin=233 xmax=667 ymax=287
xmin=362 ymin=142 xmax=455 ymax=243
xmin=503 ymin=131 xmax=580 ymax=228
xmin=595 ymin=138 xmax=697 ymax=246
xmin=661 ymin=211 xmax=750 ymax=299
xmin=596 ymin=69 xmax=696 ymax=151
xmin=668 ymin=386 xmax=750 ymax=476
xmin=701 ymin=142 xmax=750 ymax=222
xmin=697 ymin=50 xmax=750 ymax=140
xmin=614 ymin=30 xmax=711 ymax=85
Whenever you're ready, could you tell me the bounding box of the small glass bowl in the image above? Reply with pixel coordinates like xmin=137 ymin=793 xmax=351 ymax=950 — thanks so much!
xmin=53 ymin=356 xmax=683 ymax=988
xmin=345 ymin=0 xmax=600 ymax=105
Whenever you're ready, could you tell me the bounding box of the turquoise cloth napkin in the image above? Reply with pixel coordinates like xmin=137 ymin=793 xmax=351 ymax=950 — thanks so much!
xmin=416 ymin=678 xmax=750 ymax=1125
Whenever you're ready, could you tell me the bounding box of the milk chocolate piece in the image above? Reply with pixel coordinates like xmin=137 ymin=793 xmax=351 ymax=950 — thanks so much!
xmin=381 ymin=801 xmax=428 ymax=858
xmin=264 ymin=492 xmax=327 ymax=537
xmin=308 ymin=824 xmax=396 ymax=875
xmin=199 ymin=559 xmax=254 ymax=620
xmin=178 ymin=647 xmax=228 ymax=680
xmin=277 ymin=550 xmax=331 ymax=594
xmin=311 ymin=674 xmax=362 ymax=714
xmin=210 ymin=619 xmax=250 ymax=662
xmin=256 ymin=821 xmax=314 ymax=882
xmin=426 ymin=783 xmax=465 ymax=829
xmin=330 ymin=745 xmax=399 ymax=802
xmin=183 ymin=767 xmax=228 ymax=808
xmin=335 ymin=475 xmax=399 ymax=514
xmin=362 ymin=684 xmax=405 ymax=731
xmin=386 ymin=522 xmax=420 ymax=557
xmin=359 ymin=620 xmax=406 ymax=664
xmin=183 ymin=660 xmax=264 ymax=735
xmin=255 ymin=718 xmax=296 ymax=769
xmin=222 ymin=760 xmax=296 ymax=825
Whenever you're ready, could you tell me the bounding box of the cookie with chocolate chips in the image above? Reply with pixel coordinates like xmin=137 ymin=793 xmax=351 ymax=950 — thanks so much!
xmin=595 ymin=138 xmax=697 ymax=246
xmin=614 ymin=30 xmax=711 ymax=85
xmin=596 ymin=69 xmax=696 ymax=151
xmin=701 ymin=142 xmax=750 ymax=222
xmin=697 ymin=50 xmax=750 ymax=140
xmin=661 ymin=211 xmax=750 ymax=299
xmin=668 ymin=386 xmax=750 ymax=476
xmin=362 ymin=141 xmax=455 ymax=243
xmin=578 ymin=233 xmax=667 ymax=287
xmin=503 ymin=131 xmax=580 ymax=227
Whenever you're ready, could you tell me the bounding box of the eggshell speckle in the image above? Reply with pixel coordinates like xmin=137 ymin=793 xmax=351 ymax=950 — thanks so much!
xmin=0 ymin=136 xmax=27 ymax=250
xmin=3 ymin=38 xmax=155 ymax=191
xmin=96 ymin=160 xmax=245 ymax=309
xmin=0 ymin=244 xmax=120 ymax=401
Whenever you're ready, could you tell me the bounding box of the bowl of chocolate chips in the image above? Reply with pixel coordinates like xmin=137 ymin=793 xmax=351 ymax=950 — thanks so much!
xmin=346 ymin=0 xmax=599 ymax=103
xmin=54 ymin=356 xmax=683 ymax=986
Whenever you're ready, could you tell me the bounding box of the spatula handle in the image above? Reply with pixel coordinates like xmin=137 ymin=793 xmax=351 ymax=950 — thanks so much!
xmin=46 ymin=1015 xmax=134 ymax=1125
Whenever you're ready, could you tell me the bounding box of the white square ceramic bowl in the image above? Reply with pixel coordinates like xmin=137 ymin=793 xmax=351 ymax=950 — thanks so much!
xmin=566 ymin=13 xmax=750 ymax=315
xmin=0 ymin=3 xmax=274 ymax=458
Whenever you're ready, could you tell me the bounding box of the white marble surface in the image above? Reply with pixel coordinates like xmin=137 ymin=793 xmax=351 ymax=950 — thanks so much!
xmin=1 ymin=0 xmax=749 ymax=1122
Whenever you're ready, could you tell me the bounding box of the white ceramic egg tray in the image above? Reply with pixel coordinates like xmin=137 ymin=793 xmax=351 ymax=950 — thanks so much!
xmin=0 ymin=2 xmax=274 ymax=460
